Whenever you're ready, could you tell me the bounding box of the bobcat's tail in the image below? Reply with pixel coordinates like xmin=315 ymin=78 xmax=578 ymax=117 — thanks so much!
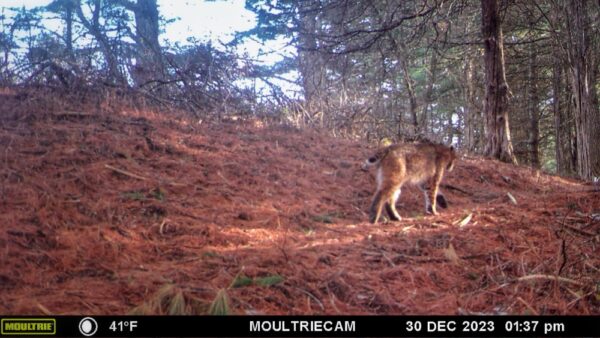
xmin=362 ymin=147 xmax=391 ymax=171
xmin=361 ymin=156 xmax=380 ymax=171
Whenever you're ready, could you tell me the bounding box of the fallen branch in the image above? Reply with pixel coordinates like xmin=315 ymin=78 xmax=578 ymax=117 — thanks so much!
xmin=441 ymin=183 xmax=471 ymax=195
xmin=52 ymin=111 xmax=93 ymax=118
xmin=366 ymin=249 xmax=505 ymax=265
xmin=104 ymin=164 xmax=148 ymax=181
xmin=516 ymin=274 xmax=583 ymax=286
xmin=461 ymin=249 xmax=503 ymax=260
xmin=562 ymin=224 xmax=597 ymax=237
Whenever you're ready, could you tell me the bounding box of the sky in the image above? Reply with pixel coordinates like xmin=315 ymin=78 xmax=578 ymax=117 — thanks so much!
xmin=0 ymin=0 xmax=254 ymax=43
xmin=160 ymin=1 xmax=255 ymax=44
xmin=0 ymin=0 xmax=298 ymax=94
xmin=0 ymin=0 xmax=292 ymax=64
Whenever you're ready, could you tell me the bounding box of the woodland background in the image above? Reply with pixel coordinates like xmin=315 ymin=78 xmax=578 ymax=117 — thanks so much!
xmin=1 ymin=0 xmax=599 ymax=180
xmin=1 ymin=0 xmax=599 ymax=316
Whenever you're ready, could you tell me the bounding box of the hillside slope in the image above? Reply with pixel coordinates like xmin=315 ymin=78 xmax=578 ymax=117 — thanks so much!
xmin=0 ymin=92 xmax=598 ymax=315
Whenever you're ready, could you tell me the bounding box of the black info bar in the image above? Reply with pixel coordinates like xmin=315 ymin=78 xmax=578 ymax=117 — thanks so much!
xmin=0 ymin=316 xmax=597 ymax=337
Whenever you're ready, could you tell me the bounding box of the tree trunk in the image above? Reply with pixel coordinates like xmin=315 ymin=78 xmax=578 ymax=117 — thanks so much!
xmin=527 ymin=40 xmax=540 ymax=168
xmin=75 ymin=0 xmax=124 ymax=84
xmin=420 ymin=49 xmax=438 ymax=135
xmin=297 ymin=1 xmax=324 ymax=115
xmin=388 ymin=33 xmax=417 ymax=138
xmin=394 ymin=75 xmax=404 ymax=139
xmin=446 ymin=109 xmax=455 ymax=144
xmin=463 ymin=56 xmax=477 ymax=151
xmin=131 ymin=0 xmax=164 ymax=88
xmin=565 ymin=0 xmax=600 ymax=180
xmin=553 ymin=54 xmax=565 ymax=173
xmin=399 ymin=55 xmax=418 ymax=136
xmin=64 ymin=2 xmax=74 ymax=61
xmin=481 ymin=0 xmax=517 ymax=164
xmin=553 ymin=53 xmax=575 ymax=176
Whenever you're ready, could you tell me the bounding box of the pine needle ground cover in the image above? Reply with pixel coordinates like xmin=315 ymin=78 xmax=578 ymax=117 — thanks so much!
xmin=0 ymin=90 xmax=598 ymax=315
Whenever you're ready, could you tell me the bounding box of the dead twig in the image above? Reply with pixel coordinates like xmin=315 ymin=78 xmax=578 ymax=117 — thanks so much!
xmin=562 ymin=224 xmax=597 ymax=237
xmin=326 ymin=285 xmax=341 ymax=314
xmin=389 ymin=250 xmax=503 ymax=264
xmin=441 ymin=183 xmax=471 ymax=195
xmin=297 ymin=288 xmax=325 ymax=311
xmin=557 ymin=238 xmax=567 ymax=275
xmin=36 ymin=303 xmax=52 ymax=315
xmin=381 ymin=252 xmax=396 ymax=267
xmin=516 ymin=296 xmax=539 ymax=315
xmin=52 ymin=111 xmax=93 ymax=118
xmin=104 ymin=164 xmax=148 ymax=181
xmin=516 ymin=274 xmax=584 ymax=286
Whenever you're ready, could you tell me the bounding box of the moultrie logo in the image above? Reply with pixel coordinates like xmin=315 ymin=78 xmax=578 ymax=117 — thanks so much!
xmin=1 ymin=318 xmax=56 ymax=336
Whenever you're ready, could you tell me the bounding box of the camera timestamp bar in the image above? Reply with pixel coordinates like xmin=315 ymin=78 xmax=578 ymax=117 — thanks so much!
xmin=0 ymin=315 xmax=597 ymax=337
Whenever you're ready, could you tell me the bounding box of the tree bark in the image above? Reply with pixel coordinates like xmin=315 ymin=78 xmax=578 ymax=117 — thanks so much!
xmin=481 ymin=0 xmax=517 ymax=164
xmin=420 ymin=49 xmax=438 ymax=135
xmin=297 ymin=1 xmax=324 ymax=115
xmin=565 ymin=0 xmax=600 ymax=180
xmin=64 ymin=1 xmax=74 ymax=61
xmin=390 ymin=36 xmax=418 ymax=137
xmin=388 ymin=33 xmax=418 ymax=139
xmin=130 ymin=0 xmax=164 ymax=88
xmin=400 ymin=58 xmax=418 ymax=136
xmin=463 ymin=56 xmax=477 ymax=151
xmin=446 ymin=109 xmax=455 ymax=144
xmin=75 ymin=0 xmax=124 ymax=84
xmin=553 ymin=52 xmax=576 ymax=176
xmin=527 ymin=39 xmax=540 ymax=168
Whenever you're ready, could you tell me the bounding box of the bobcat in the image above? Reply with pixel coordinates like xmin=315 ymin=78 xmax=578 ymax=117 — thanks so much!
xmin=363 ymin=142 xmax=457 ymax=224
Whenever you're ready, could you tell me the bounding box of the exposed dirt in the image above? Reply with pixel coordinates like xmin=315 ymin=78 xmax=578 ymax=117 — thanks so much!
xmin=0 ymin=90 xmax=598 ymax=315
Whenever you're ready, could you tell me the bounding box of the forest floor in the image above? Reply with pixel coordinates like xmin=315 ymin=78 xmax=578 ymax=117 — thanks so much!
xmin=0 ymin=89 xmax=599 ymax=315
